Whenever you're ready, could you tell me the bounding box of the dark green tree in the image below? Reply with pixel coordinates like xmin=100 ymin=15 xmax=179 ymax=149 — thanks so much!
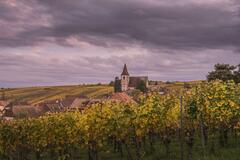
xmin=114 ymin=78 xmax=122 ymax=93
xmin=136 ymin=80 xmax=148 ymax=93
xmin=233 ymin=64 xmax=240 ymax=83
xmin=109 ymin=81 xmax=114 ymax=86
xmin=207 ymin=63 xmax=236 ymax=82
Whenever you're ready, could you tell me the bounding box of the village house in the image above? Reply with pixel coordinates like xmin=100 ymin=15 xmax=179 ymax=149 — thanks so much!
xmin=115 ymin=64 xmax=148 ymax=91
xmin=109 ymin=92 xmax=136 ymax=104
xmin=69 ymin=92 xmax=136 ymax=111
xmin=2 ymin=102 xmax=50 ymax=119
xmin=0 ymin=100 xmax=10 ymax=117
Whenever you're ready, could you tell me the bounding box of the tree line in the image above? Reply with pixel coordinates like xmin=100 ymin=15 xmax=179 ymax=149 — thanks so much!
xmin=207 ymin=63 xmax=240 ymax=83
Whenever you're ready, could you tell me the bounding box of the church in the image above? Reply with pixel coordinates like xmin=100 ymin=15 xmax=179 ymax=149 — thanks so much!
xmin=115 ymin=64 xmax=148 ymax=91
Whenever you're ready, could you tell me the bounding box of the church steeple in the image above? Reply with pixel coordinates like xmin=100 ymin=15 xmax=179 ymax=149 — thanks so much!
xmin=121 ymin=64 xmax=130 ymax=91
xmin=121 ymin=64 xmax=129 ymax=76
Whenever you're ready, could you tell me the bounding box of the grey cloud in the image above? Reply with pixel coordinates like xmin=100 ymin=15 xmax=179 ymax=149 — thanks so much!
xmin=1 ymin=0 xmax=240 ymax=50
xmin=82 ymin=48 xmax=240 ymax=80
xmin=0 ymin=53 xmax=114 ymax=87
xmin=45 ymin=0 xmax=240 ymax=50
xmin=0 ymin=0 xmax=52 ymax=47
xmin=1 ymin=47 xmax=240 ymax=87
xmin=1 ymin=0 xmax=240 ymax=87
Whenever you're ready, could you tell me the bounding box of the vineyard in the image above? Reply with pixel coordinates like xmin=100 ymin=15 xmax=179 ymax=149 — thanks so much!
xmin=1 ymin=85 xmax=113 ymax=105
xmin=0 ymin=81 xmax=239 ymax=160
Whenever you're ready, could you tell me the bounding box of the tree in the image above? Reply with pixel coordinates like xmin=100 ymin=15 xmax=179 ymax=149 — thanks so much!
xmin=233 ymin=64 xmax=240 ymax=83
xmin=114 ymin=79 xmax=122 ymax=93
xmin=207 ymin=64 xmax=236 ymax=82
xmin=109 ymin=81 xmax=114 ymax=86
xmin=136 ymin=80 xmax=148 ymax=93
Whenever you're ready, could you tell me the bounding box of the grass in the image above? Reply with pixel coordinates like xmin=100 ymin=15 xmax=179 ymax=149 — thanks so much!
xmin=1 ymin=84 xmax=113 ymax=105
xmin=24 ymin=137 xmax=240 ymax=160
xmin=87 ymin=138 xmax=240 ymax=160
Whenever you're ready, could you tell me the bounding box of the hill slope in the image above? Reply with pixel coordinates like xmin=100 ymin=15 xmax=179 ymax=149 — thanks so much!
xmin=1 ymin=85 xmax=113 ymax=105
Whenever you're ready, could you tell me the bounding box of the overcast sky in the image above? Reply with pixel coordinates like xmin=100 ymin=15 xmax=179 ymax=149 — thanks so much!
xmin=0 ymin=0 xmax=240 ymax=87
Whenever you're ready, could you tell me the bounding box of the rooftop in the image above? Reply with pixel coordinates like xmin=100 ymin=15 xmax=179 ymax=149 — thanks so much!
xmin=121 ymin=64 xmax=129 ymax=76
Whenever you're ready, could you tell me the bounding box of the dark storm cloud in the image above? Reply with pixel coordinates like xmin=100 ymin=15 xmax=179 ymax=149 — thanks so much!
xmin=39 ymin=0 xmax=240 ymax=50
xmin=0 ymin=0 xmax=52 ymax=47
xmin=1 ymin=0 xmax=240 ymax=50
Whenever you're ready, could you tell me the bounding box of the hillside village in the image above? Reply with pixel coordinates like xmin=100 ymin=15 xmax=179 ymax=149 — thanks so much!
xmin=0 ymin=64 xmax=200 ymax=120
xmin=0 ymin=91 xmax=137 ymax=119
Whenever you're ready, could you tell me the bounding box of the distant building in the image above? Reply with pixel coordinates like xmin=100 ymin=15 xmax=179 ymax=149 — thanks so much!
xmin=3 ymin=104 xmax=49 ymax=118
xmin=0 ymin=100 xmax=10 ymax=117
xmin=70 ymin=93 xmax=136 ymax=110
xmin=109 ymin=92 xmax=136 ymax=104
xmin=70 ymin=98 xmax=103 ymax=111
xmin=115 ymin=64 xmax=148 ymax=91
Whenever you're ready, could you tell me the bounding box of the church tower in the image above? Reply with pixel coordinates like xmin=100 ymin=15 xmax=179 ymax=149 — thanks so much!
xmin=121 ymin=64 xmax=130 ymax=91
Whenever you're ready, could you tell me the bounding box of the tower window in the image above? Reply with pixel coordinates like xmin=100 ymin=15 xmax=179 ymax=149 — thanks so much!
xmin=123 ymin=76 xmax=125 ymax=80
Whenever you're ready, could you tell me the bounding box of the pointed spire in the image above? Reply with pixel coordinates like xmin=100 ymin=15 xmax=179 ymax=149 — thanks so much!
xmin=121 ymin=64 xmax=129 ymax=76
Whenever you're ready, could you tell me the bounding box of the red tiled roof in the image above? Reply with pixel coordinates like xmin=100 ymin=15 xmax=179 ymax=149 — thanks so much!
xmin=0 ymin=100 xmax=10 ymax=106
xmin=71 ymin=98 xmax=88 ymax=108
xmin=110 ymin=92 xmax=136 ymax=104
xmin=70 ymin=98 xmax=104 ymax=110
